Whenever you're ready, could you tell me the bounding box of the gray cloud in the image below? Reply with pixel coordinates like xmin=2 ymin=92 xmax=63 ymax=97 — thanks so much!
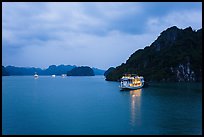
xmin=2 ymin=2 xmax=202 ymax=70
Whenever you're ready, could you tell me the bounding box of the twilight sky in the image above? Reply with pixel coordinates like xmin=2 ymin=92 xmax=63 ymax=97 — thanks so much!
xmin=2 ymin=2 xmax=202 ymax=70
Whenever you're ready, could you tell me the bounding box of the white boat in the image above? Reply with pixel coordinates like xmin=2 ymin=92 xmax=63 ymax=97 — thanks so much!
xmin=34 ymin=72 xmax=38 ymax=78
xmin=51 ymin=75 xmax=56 ymax=77
xmin=61 ymin=74 xmax=66 ymax=77
xmin=119 ymin=74 xmax=144 ymax=90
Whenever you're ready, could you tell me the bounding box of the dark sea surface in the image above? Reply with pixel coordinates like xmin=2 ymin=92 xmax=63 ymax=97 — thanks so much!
xmin=2 ymin=76 xmax=202 ymax=135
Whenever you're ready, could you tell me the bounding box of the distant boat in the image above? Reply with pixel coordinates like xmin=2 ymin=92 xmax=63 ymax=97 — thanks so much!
xmin=51 ymin=75 xmax=56 ymax=77
xmin=61 ymin=74 xmax=66 ymax=77
xmin=119 ymin=74 xmax=144 ymax=90
xmin=34 ymin=72 xmax=38 ymax=78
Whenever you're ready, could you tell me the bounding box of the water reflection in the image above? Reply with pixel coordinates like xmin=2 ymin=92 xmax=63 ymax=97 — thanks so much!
xmin=130 ymin=89 xmax=142 ymax=128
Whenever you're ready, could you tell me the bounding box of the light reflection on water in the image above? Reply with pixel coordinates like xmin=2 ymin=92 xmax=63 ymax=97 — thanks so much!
xmin=129 ymin=89 xmax=142 ymax=129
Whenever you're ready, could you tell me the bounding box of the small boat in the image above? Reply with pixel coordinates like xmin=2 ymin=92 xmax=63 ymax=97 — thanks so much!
xmin=119 ymin=74 xmax=144 ymax=90
xmin=34 ymin=72 xmax=38 ymax=78
xmin=51 ymin=75 xmax=56 ymax=77
xmin=61 ymin=74 xmax=66 ymax=77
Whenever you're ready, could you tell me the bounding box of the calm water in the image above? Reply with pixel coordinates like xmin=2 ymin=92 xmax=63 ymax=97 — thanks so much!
xmin=2 ymin=76 xmax=202 ymax=135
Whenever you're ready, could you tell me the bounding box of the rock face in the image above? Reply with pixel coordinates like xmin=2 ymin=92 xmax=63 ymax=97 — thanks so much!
xmin=67 ymin=66 xmax=95 ymax=76
xmin=105 ymin=26 xmax=202 ymax=82
xmin=104 ymin=67 xmax=115 ymax=77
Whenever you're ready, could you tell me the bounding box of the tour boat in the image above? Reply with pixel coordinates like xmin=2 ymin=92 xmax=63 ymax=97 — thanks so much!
xmin=51 ymin=75 xmax=56 ymax=77
xmin=34 ymin=72 xmax=38 ymax=78
xmin=119 ymin=74 xmax=144 ymax=90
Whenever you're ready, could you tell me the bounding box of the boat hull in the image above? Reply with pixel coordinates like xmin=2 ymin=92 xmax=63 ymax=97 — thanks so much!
xmin=120 ymin=85 xmax=143 ymax=91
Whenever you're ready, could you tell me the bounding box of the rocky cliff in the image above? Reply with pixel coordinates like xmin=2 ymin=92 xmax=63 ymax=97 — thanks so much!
xmin=105 ymin=26 xmax=202 ymax=82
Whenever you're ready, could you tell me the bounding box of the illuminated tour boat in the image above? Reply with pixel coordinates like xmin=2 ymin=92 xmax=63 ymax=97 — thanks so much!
xmin=120 ymin=74 xmax=144 ymax=90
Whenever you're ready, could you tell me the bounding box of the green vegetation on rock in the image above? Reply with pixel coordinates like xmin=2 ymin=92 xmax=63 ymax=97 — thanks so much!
xmin=105 ymin=26 xmax=202 ymax=82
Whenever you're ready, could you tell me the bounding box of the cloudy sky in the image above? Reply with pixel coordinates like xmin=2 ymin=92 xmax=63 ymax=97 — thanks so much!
xmin=2 ymin=2 xmax=202 ymax=70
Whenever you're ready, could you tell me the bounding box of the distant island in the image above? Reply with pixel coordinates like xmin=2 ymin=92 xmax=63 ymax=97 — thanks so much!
xmin=2 ymin=65 xmax=105 ymax=76
xmin=67 ymin=66 xmax=95 ymax=76
xmin=105 ymin=26 xmax=202 ymax=82
xmin=2 ymin=66 xmax=9 ymax=76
